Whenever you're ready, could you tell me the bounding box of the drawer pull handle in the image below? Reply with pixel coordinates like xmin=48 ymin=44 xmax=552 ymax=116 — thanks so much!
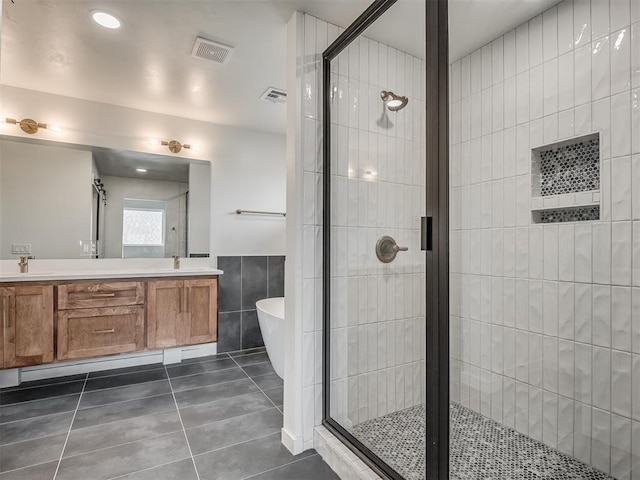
xmin=91 ymin=293 xmax=116 ymax=298
xmin=93 ymin=328 xmax=115 ymax=334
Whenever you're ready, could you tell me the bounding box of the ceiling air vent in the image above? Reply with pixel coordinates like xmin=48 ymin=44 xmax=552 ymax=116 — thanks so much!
xmin=260 ymin=88 xmax=287 ymax=104
xmin=191 ymin=36 xmax=234 ymax=64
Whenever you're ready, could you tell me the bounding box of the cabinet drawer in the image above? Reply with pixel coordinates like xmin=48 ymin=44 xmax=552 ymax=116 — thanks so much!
xmin=58 ymin=282 xmax=144 ymax=309
xmin=57 ymin=306 xmax=144 ymax=360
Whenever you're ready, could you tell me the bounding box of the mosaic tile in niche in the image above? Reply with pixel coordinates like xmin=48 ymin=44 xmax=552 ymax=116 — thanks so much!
xmin=538 ymin=205 xmax=600 ymax=223
xmin=538 ymin=137 xmax=599 ymax=197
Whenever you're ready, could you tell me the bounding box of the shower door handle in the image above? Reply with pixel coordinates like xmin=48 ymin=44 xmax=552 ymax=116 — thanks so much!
xmin=421 ymin=217 xmax=433 ymax=251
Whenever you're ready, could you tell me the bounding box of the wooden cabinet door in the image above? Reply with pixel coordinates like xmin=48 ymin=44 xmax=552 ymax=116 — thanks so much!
xmin=147 ymin=280 xmax=185 ymax=349
xmin=57 ymin=306 xmax=145 ymax=360
xmin=2 ymin=285 xmax=54 ymax=368
xmin=184 ymin=278 xmax=218 ymax=345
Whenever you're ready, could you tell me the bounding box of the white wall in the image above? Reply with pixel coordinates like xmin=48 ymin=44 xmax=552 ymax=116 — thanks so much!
xmin=209 ymin=129 xmax=286 ymax=256
xmin=0 ymin=140 xmax=93 ymax=259
xmin=449 ymin=1 xmax=640 ymax=478
xmin=188 ymin=162 xmax=211 ymax=256
xmin=100 ymin=175 xmax=187 ymax=259
xmin=0 ymin=85 xmax=286 ymax=258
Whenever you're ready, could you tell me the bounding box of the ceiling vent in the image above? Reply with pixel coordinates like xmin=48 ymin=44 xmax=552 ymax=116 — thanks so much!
xmin=191 ymin=36 xmax=234 ymax=64
xmin=260 ymin=88 xmax=287 ymax=104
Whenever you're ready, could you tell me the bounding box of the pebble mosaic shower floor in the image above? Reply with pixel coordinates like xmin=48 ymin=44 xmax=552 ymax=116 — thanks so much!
xmin=351 ymin=403 xmax=616 ymax=480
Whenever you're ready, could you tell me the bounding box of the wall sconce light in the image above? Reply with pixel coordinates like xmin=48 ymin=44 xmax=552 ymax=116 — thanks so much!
xmin=5 ymin=117 xmax=63 ymax=134
xmin=149 ymin=138 xmax=198 ymax=154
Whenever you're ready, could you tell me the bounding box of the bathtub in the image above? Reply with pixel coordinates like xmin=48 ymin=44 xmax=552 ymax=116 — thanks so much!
xmin=255 ymin=297 xmax=285 ymax=379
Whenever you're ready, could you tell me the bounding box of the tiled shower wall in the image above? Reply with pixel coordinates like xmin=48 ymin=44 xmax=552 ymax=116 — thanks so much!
xmin=217 ymin=255 xmax=284 ymax=353
xmin=449 ymin=0 xmax=640 ymax=478
xmin=293 ymin=13 xmax=426 ymax=448
xmin=326 ymin=20 xmax=426 ymax=428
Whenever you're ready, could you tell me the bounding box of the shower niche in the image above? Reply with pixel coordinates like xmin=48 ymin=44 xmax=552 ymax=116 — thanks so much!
xmin=531 ymin=133 xmax=601 ymax=223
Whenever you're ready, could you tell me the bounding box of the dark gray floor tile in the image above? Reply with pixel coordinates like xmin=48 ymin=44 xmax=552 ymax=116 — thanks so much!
xmin=241 ymin=256 xmax=268 ymax=311
xmin=242 ymin=362 xmax=276 ymax=378
xmin=241 ymin=310 xmax=264 ymax=349
xmin=0 ymin=433 xmax=66 ymax=473
xmin=80 ymin=380 xmax=171 ymax=409
xmin=56 ymin=432 xmax=190 ymax=480
xmin=88 ymin=363 xmax=164 ymax=379
xmin=166 ymin=358 xmax=237 ymax=378
xmin=64 ymin=410 xmax=182 ymax=458
xmin=0 ymin=460 xmax=58 ymax=480
xmin=115 ymin=458 xmax=198 ymax=480
xmin=0 ymin=382 xmax=84 ymax=406
xmin=72 ymin=394 xmax=175 ymax=430
xmin=169 ymin=368 xmax=246 ymax=392
xmin=246 ymin=454 xmax=339 ymax=480
xmin=187 ymin=408 xmax=282 ymax=455
xmin=217 ymin=312 xmax=241 ymax=353
xmin=0 ymin=394 xmax=79 ymax=424
xmin=174 ymin=379 xmax=258 ymax=409
xmin=218 ymin=256 xmax=241 ymax=313
xmin=0 ymin=411 xmax=74 ymax=446
xmin=0 ymin=374 xmax=85 ymax=392
xmin=193 ymin=432 xmax=308 ymax=480
xmin=180 ymin=392 xmax=273 ymax=429
xmin=263 ymin=387 xmax=284 ymax=407
xmin=252 ymin=373 xmax=283 ymax=390
xmin=84 ymin=369 xmax=167 ymax=392
xmin=228 ymin=347 xmax=266 ymax=357
xmin=232 ymin=351 xmax=270 ymax=367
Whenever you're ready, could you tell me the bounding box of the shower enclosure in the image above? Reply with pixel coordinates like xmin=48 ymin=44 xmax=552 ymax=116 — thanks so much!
xmin=322 ymin=0 xmax=637 ymax=479
xmin=322 ymin=0 xmax=448 ymax=478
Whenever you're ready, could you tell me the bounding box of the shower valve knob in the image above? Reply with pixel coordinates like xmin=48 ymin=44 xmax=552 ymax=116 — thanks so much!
xmin=376 ymin=236 xmax=408 ymax=263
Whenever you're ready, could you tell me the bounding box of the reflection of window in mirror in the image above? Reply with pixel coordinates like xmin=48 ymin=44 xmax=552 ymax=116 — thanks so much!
xmin=122 ymin=199 xmax=166 ymax=258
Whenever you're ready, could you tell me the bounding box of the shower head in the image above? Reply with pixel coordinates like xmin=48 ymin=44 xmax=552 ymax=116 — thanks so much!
xmin=380 ymin=90 xmax=408 ymax=111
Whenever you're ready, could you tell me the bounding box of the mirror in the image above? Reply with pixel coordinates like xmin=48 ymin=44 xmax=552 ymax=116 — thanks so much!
xmin=0 ymin=136 xmax=211 ymax=260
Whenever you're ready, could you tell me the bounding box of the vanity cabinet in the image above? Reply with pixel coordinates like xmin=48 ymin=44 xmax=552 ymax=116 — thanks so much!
xmin=147 ymin=278 xmax=218 ymax=349
xmin=0 ymin=285 xmax=54 ymax=368
xmin=0 ymin=275 xmax=218 ymax=370
xmin=57 ymin=281 xmax=146 ymax=360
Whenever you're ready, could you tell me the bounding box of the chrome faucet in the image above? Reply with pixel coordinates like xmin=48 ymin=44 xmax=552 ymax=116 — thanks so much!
xmin=173 ymin=255 xmax=180 ymax=270
xmin=18 ymin=256 xmax=34 ymax=274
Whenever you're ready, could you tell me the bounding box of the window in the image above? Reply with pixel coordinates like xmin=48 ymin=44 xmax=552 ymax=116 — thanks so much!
xmin=122 ymin=199 xmax=165 ymax=246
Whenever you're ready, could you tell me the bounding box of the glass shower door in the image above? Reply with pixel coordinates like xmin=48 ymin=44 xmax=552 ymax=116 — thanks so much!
xmin=322 ymin=1 xmax=430 ymax=478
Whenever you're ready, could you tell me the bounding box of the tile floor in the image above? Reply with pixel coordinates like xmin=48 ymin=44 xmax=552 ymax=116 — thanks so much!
xmin=0 ymin=348 xmax=339 ymax=480
xmin=352 ymin=402 xmax=617 ymax=480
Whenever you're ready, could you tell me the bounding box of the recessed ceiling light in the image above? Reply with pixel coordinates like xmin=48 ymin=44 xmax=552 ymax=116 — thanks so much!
xmin=136 ymin=168 xmax=147 ymax=173
xmin=92 ymin=11 xmax=121 ymax=29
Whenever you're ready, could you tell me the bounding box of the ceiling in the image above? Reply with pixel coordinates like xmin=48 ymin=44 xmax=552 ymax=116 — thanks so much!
xmin=1 ymin=0 xmax=558 ymax=136
xmin=92 ymin=147 xmax=193 ymax=183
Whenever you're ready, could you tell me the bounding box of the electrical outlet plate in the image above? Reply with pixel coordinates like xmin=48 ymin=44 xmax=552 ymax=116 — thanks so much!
xmin=11 ymin=243 xmax=32 ymax=254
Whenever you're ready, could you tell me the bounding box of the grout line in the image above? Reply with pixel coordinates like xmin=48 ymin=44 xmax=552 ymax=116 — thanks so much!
xmin=0 ymin=377 xmax=86 ymax=394
xmin=55 ymin=430 xmax=185 ymax=464
xmin=191 ymin=431 xmax=281 ymax=459
xmin=0 ymin=404 xmax=79 ymax=427
xmin=242 ymin=454 xmax=320 ymax=480
xmin=166 ymin=364 xmax=240 ymax=380
xmin=0 ymin=458 xmax=61 ymax=476
xmin=106 ymin=455 xmax=193 ymax=480
xmin=164 ymin=366 xmax=201 ymax=480
xmin=79 ymin=377 xmax=169 ymax=396
xmin=74 ymin=391 xmax=174 ymax=415
xmin=182 ymin=404 xmax=277 ymax=433
xmin=229 ymin=356 xmax=283 ymax=415
xmin=52 ymin=373 xmax=89 ymax=480
xmin=168 ymin=374 xmax=255 ymax=395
